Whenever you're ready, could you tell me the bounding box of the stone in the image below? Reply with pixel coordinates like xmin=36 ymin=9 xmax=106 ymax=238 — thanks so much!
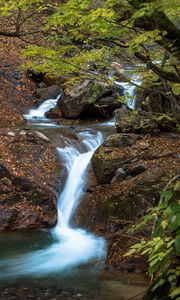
xmin=126 ymin=163 xmax=148 ymax=177
xmin=45 ymin=106 xmax=62 ymax=119
xmin=36 ymin=85 xmax=61 ymax=100
xmin=111 ymin=168 xmax=127 ymax=183
xmin=0 ymin=128 xmax=59 ymax=231
xmin=76 ymin=134 xmax=180 ymax=272
xmin=35 ymin=131 xmax=50 ymax=141
xmin=57 ymin=79 xmax=123 ymax=119
xmin=92 ymin=133 xmax=139 ymax=184
xmin=115 ymin=107 xmax=154 ymax=134
xmin=115 ymin=107 xmax=180 ymax=134
xmin=135 ymin=85 xmax=180 ymax=114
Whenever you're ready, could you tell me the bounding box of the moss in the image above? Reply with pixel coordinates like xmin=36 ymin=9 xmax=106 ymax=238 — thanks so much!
xmin=28 ymin=190 xmax=41 ymax=204
xmin=102 ymin=198 xmax=117 ymax=217
xmin=97 ymin=147 xmax=105 ymax=158
xmin=7 ymin=194 xmax=20 ymax=204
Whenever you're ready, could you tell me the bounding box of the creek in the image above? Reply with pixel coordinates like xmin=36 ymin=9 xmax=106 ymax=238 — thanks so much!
xmin=0 ymin=92 xmax=148 ymax=299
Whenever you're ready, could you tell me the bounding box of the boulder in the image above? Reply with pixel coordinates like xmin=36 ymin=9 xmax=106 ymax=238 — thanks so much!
xmin=92 ymin=133 xmax=140 ymax=183
xmin=45 ymin=106 xmax=62 ymax=119
xmin=75 ymin=133 xmax=180 ymax=272
xmin=0 ymin=100 xmax=25 ymax=127
xmin=57 ymin=80 xmax=123 ymax=119
xmin=0 ymin=129 xmax=59 ymax=231
xmin=36 ymin=85 xmax=61 ymax=100
xmin=135 ymin=86 xmax=180 ymax=114
xmin=115 ymin=107 xmax=180 ymax=133
xmin=111 ymin=167 xmax=127 ymax=183
xmin=115 ymin=107 xmax=154 ymax=134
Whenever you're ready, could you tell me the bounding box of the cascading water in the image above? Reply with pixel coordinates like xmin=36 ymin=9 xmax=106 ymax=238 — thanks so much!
xmin=23 ymin=94 xmax=60 ymax=120
xmin=0 ymin=100 xmax=106 ymax=278
xmin=0 ymin=87 xmax=148 ymax=300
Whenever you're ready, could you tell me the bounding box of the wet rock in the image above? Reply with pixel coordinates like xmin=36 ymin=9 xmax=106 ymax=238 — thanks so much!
xmin=115 ymin=107 xmax=153 ymax=134
xmin=57 ymin=79 xmax=123 ymax=119
xmin=76 ymin=133 xmax=180 ymax=271
xmin=45 ymin=106 xmax=62 ymax=119
xmin=115 ymin=107 xmax=180 ymax=134
xmin=135 ymin=85 xmax=180 ymax=114
xmin=111 ymin=168 xmax=127 ymax=184
xmin=92 ymin=133 xmax=139 ymax=184
xmin=104 ymin=133 xmax=138 ymax=148
xmin=0 ymin=128 xmax=59 ymax=231
xmin=0 ymin=100 xmax=26 ymax=127
xmin=36 ymin=85 xmax=61 ymax=100
xmin=126 ymin=163 xmax=148 ymax=177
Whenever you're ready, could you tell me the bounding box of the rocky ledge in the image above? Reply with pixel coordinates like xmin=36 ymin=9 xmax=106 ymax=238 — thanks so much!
xmin=46 ymin=79 xmax=123 ymax=120
xmin=0 ymin=128 xmax=59 ymax=231
xmin=75 ymin=132 xmax=180 ymax=272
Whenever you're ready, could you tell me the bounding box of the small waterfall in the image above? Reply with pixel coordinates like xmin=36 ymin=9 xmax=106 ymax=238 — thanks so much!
xmin=55 ymin=131 xmax=103 ymax=230
xmin=0 ymin=106 xmax=106 ymax=278
xmin=24 ymin=94 xmax=60 ymax=120
xmin=115 ymin=74 xmax=141 ymax=109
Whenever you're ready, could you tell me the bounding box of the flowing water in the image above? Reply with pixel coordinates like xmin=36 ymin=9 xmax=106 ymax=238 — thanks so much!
xmin=0 ymin=94 xmax=148 ymax=299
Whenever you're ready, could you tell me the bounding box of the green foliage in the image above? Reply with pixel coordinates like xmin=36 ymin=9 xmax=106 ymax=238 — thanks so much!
xmin=0 ymin=0 xmax=180 ymax=103
xmin=125 ymin=181 xmax=180 ymax=299
xmin=0 ymin=0 xmax=49 ymax=16
xmin=171 ymin=83 xmax=180 ymax=96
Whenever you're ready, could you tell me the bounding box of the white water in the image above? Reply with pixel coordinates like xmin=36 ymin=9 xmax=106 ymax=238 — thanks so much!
xmin=0 ymin=101 xmax=106 ymax=278
xmin=23 ymin=94 xmax=60 ymax=120
xmin=115 ymin=74 xmax=141 ymax=109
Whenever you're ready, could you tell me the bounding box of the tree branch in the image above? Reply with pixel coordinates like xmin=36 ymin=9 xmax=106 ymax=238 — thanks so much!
xmin=135 ymin=52 xmax=180 ymax=83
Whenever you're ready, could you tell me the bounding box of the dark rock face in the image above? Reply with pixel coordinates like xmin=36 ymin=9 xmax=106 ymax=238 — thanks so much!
xmin=76 ymin=133 xmax=180 ymax=272
xmin=115 ymin=107 xmax=180 ymax=133
xmin=115 ymin=108 xmax=153 ymax=134
xmin=57 ymin=80 xmax=123 ymax=119
xmin=0 ymin=129 xmax=59 ymax=231
xmin=0 ymin=69 xmax=36 ymax=127
xmin=92 ymin=133 xmax=140 ymax=184
xmin=111 ymin=167 xmax=127 ymax=183
xmin=36 ymin=85 xmax=61 ymax=100
xmin=135 ymin=86 xmax=180 ymax=114
xmin=45 ymin=106 xmax=62 ymax=119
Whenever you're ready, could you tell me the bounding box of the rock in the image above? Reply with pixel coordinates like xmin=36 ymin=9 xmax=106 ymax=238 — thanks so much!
xmin=57 ymin=79 xmax=123 ymax=119
xmin=115 ymin=107 xmax=180 ymax=134
xmin=34 ymin=131 xmax=50 ymax=141
xmin=104 ymin=133 xmax=138 ymax=148
xmin=92 ymin=133 xmax=139 ymax=184
xmin=126 ymin=163 xmax=148 ymax=177
xmin=0 ymin=100 xmax=26 ymax=127
xmin=115 ymin=107 xmax=154 ymax=134
xmin=0 ymin=48 xmax=37 ymax=127
xmin=36 ymin=85 xmax=61 ymax=100
xmin=27 ymin=69 xmax=44 ymax=83
xmin=111 ymin=168 xmax=127 ymax=183
xmin=75 ymin=133 xmax=180 ymax=271
xmin=38 ymin=82 xmax=47 ymax=88
xmin=135 ymin=85 xmax=180 ymax=114
xmin=0 ymin=128 xmax=59 ymax=231
xmin=45 ymin=106 xmax=62 ymax=119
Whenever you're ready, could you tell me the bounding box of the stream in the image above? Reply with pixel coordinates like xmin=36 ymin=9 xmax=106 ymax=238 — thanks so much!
xmin=0 ymin=91 xmax=148 ymax=299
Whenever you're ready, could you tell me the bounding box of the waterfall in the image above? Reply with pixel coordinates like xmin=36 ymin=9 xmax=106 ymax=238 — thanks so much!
xmin=23 ymin=94 xmax=60 ymax=120
xmin=55 ymin=131 xmax=103 ymax=230
xmin=0 ymin=102 xmax=106 ymax=278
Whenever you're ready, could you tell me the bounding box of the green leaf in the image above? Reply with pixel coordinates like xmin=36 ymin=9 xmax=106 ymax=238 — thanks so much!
xmin=171 ymin=83 xmax=180 ymax=96
xmin=168 ymin=212 xmax=180 ymax=232
xmin=159 ymin=190 xmax=173 ymax=202
xmin=175 ymin=235 xmax=180 ymax=254
xmin=170 ymin=287 xmax=180 ymax=298
xmin=170 ymin=203 xmax=180 ymax=214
